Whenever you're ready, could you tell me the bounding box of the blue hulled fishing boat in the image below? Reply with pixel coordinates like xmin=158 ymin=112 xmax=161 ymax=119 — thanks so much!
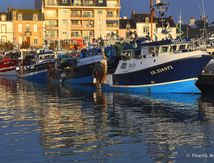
xmin=16 ymin=49 xmax=56 ymax=84
xmin=98 ymin=38 xmax=212 ymax=93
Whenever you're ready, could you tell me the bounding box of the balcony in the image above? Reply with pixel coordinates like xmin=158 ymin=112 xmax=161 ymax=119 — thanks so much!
xmin=71 ymin=14 xmax=82 ymax=17
xmin=46 ymin=1 xmax=107 ymax=7
xmin=106 ymin=20 xmax=119 ymax=28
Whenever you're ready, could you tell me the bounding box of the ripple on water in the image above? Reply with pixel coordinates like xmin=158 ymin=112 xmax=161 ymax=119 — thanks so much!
xmin=0 ymin=79 xmax=214 ymax=163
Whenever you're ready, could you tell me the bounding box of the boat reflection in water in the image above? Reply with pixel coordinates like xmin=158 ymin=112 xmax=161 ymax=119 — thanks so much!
xmin=0 ymin=78 xmax=214 ymax=163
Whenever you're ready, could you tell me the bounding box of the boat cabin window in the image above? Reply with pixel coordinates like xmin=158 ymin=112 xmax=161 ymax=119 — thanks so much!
xmin=142 ymin=46 xmax=160 ymax=57
xmin=170 ymin=45 xmax=177 ymax=52
xmin=141 ymin=47 xmax=149 ymax=56
xmin=179 ymin=44 xmax=186 ymax=50
xmin=178 ymin=44 xmax=189 ymax=52
xmin=120 ymin=63 xmax=127 ymax=69
xmin=134 ymin=49 xmax=141 ymax=58
xmin=160 ymin=46 xmax=169 ymax=53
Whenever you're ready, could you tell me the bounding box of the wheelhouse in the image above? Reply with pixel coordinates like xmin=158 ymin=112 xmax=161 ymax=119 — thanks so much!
xmin=141 ymin=39 xmax=192 ymax=57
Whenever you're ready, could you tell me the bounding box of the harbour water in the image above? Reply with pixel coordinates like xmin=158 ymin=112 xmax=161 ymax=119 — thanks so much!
xmin=0 ymin=77 xmax=214 ymax=163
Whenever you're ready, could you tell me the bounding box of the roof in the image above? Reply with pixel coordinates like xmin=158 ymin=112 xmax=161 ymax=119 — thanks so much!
xmin=119 ymin=19 xmax=136 ymax=29
xmin=141 ymin=38 xmax=191 ymax=46
xmin=131 ymin=13 xmax=151 ymax=23
xmin=0 ymin=12 xmax=10 ymax=21
xmin=10 ymin=9 xmax=43 ymax=21
xmin=129 ymin=12 xmax=176 ymax=28
xmin=155 ymin=16 xmax=176 ymax=27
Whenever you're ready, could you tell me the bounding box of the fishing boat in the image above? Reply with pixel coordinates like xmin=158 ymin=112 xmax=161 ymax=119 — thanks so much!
xmin=96 ymin=38 xmax=212 ymax=93
xmin=50 ymin=46 xmax=107 ymax=85
xmin=195 ymin=59 xmax=214 ymax=93
xmin=0 ymin=51 xmax=20 ymax=76
xmin=16 ymin=49 xmax=56 ymax=84
xmin=49 ymin=36 xmax=145 ymax=85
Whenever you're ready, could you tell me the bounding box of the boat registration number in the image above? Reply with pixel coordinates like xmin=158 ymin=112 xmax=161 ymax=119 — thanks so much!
xmin=150 ymin=65 xmax=173 ymax=75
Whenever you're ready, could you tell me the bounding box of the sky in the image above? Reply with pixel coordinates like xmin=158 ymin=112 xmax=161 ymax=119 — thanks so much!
xmin=0 ymin=0 xmax=214 ymax=23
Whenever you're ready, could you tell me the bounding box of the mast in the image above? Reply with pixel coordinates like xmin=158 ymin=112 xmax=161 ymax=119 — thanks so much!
xmin=150 ymin=0 xmax=155 ymax=40
xmin=178 ymin=10 xmax=183 ymax=39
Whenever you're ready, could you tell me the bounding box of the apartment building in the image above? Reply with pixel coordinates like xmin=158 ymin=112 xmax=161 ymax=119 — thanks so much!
xmin=0 ymin=13 xmax=13 ymax=43
xmin=35 ymin=0 xmax=120 ymax=43
xmin=10 ymin=9 xmax=44 ymax=48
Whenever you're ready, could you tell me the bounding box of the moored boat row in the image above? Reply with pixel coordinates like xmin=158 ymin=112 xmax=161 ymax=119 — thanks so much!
xmin=0 ymin=37 xmax=211 ymax=94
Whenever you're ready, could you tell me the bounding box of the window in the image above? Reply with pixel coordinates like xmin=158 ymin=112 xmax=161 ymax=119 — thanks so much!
xmin=18 ymin=36 xmax=23 ymax=44
xmin=170 ymin=45 xmax=177 ymax=52
xmin=26 ymin=24 xmax=30 ymax=32
xmin=48 ymin=30 xmax=57 ymax=38
xmin=18 ymin=24 xmax=22 ymax=32
xmin=121 ymin=63 xmax=127 ymax=69
xmin=34 ymin=24 xmax=38 ymax=32
xmin=1 ymin=36 xmax=7 ymax=43
xmin=107 ymin=11 xmax=113 ymax=17
xmin=179 ymin=45 xmax=186 ymax=51
xmin=46 ymin=20 xmax=58 ymax=27
xmin=161 ymin=46 xmax=169 ymax=53
xmin=71 ymin=20 xmax=81 ymax=25
xmin=46 ymin=10 xmax=56 ymax=17
xmin=145 ymin=17 xmax=149 ymax=24
xmin=98 ymin=10 xmax=102 ymax=14
xmin=62 ymin=0 xmax=67 ymax=4
xmin=62 ymin=19 xmax=68 ymax=25
xmin=62 ymin=9 xmax=67 ymax=14
xmin=83 ymin=11 xmax=92 ymax=17
xmin=71 ymin=10 xmax=81 ymax=17
xmin=1 ymin=15 xmax=6 ymax=21
xmin=1 ymin=25 xmax=6 ymax=33
xmin=47 ymin=0 xmax=56 ymax=5
xmin=73 ymin=0 xmax=81 ymax=5
xmin=34 ymin=37 xmax=38 ymax=45
xmin=71 ymin=31 xmax=80 ymax=37
xmin=143 ymin=26 xmax=149 ymax=34
xmin=18 ymin=13 xmax=23 ymax=20
xmin=33 ymin=14 xmax=38 ymax=21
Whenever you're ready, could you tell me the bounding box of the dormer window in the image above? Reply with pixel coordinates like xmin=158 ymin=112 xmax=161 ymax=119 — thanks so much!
xmin=62 ymin=0 xmax=67 ymax=4
xmin=1 ymin=15 xmax=6 ymax=21
xmin=18 ymin=13 xmax=23 ymax=20
xmin=33 ymin=14 xmax=38 ymax=21
xmin=145 ymin=17 xmax=149 ymax=24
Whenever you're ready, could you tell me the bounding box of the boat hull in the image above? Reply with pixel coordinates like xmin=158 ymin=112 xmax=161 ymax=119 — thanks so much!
xmin=18 ymin=70 xmax=48 ymax=84
xmin=103 ymin=78 xmax=199 ymax=93
xmin=0 ymin=69 xmax=16 ymax=76
xmin=104 ymin=55 xmax=212 ymax=93
xmin=53 ymin=59 xmax=104 ymax=85
xmin=196 ymin=74 xmax=214 ymax=93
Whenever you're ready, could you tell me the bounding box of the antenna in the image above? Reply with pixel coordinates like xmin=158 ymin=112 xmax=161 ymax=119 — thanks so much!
xmin=150 ymin=0 xmax=155 ymax=41
xmin=202 ymin=0 xmax=206 ymax=18
xmin=154 ymin=0 xmax=169 ymax=39
xmin=178 ymin=10 xmax=183 ymax=39
xmin=200 ymin=0 xmax=207 ymax=38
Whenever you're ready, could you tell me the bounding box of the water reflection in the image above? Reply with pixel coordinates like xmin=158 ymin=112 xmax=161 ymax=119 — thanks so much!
xmin=0 ymin=77 xmax=214 ymax=163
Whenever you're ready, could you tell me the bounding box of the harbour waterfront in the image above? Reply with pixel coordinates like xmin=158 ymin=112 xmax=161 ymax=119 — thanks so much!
xmin=0 ymin=77 xmax=214 ymax=163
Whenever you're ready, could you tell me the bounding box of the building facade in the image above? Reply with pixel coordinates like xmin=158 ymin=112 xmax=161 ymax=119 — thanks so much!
xmin=119 ymin=12 xmax=177 ymax=41
xmin=10 ymin=9 xmax=44 ymax=48
xmin=0 ymin=13 xmax=13 ymax=43
xmin=35 ymin=0 xmax=120 ymax=43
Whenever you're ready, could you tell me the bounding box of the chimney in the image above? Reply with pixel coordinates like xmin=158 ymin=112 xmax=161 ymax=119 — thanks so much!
xmin=132 ymin=10 xmax=136 ymax=16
